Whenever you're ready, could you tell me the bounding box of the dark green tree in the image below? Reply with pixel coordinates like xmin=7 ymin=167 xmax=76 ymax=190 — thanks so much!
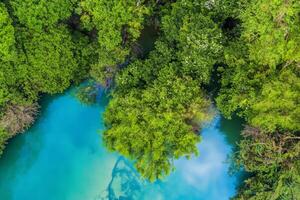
xmin=10 ymin=0 xmax=75 ymax=30
xmin=216 ymin=0 xmax=300 ymax=199
xmin=104 ymin=65 xmax=212 ymax=181
xmin=233 ymin=127 xmax=300 ymax=200
xmin=0 ymin=2 xmax=17 ymax=108
xmin=103 ymin=0 xmax=222 ymax=181
xmin=216 ymin=0 xmax=300 ymax=132
xmin=15 ymin=26 xmax=78 ymax=99
xmin=78 ymin=0 xmax=153 ymax=83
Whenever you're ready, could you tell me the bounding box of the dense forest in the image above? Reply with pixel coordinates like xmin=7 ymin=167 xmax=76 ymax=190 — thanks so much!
xmin=0 ymin=0 xmax=299 ymax=199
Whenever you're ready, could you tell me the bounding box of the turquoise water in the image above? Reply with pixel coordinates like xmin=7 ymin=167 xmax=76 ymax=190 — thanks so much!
xmin=0 ymin=89 xmax=243 ymax=200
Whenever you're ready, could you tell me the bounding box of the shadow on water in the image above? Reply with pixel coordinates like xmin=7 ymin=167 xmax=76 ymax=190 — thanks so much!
xmin=97 ymin=157 xmax=143 ymax=200
xmin=219 ymin=115 xmax=248 ymax=193
xmin=219 ymin=115 xmax=245 ymax=148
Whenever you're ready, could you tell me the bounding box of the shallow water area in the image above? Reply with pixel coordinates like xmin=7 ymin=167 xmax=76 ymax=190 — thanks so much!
xmin=0 ymin=89 xmax=243 ymax=200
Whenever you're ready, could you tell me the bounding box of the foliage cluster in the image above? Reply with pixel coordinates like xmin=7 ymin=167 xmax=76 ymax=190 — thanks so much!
xmin=215 ymin=0 xmax=300 ymax=199
xmin=103 ymin=0 xmax=223 ymax=180
xmin=233 ymin=127 xmax=300 ymax=200
xmin=78 ymin=0 xmax=154 ymax=84
xmin=216 ymin=0 xmax=300 ymax=132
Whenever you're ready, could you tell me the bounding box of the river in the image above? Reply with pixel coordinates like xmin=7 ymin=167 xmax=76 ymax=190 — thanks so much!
xmin=0 ymin=88 xmax=243 ymax=200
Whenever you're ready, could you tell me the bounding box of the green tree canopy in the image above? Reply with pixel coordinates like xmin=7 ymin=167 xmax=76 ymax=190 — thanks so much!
xmin=104 ymin=65 xmax=212 ymax=181
xmin=15 ymin=26 xmax=78 ymax=99
xmin=216 ymin=0 xmax=300 ymax=132
xmin=216 ymin=1 xmax=300 ymax=199
xmin=102 ymin=0 xmax=222 ymax=181
xmin=161 ymin=0 xmax=223 ymax=84
xmin=10 ymin=0 xmax=75 ymax=30
xmin=0 ymin=3 xmax=18 ymax=109
xmin=78 ymin=0 xmax=152 ymax=83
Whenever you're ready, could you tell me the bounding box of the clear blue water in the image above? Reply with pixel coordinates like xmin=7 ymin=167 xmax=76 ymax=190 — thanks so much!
xmin=0 ymin=89 xmax=243 ymax=200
